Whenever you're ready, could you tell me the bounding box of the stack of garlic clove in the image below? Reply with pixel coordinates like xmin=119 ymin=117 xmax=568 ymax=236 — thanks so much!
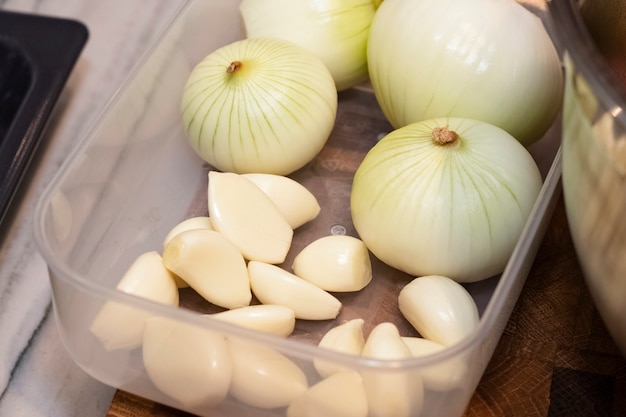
xmin=90 ymin=251 xmax=179 ymax=351
xmin=207 ymin=171 xmax=293 ymax=264
xmin=241 ymin=173 xmax=321 ymax=229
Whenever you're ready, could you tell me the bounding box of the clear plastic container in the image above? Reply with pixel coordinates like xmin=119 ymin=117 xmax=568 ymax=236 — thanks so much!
xmin=33 ymin=1 xmax=563 ymax=416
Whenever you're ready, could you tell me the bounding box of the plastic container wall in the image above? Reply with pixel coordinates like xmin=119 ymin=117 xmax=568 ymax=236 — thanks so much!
xmin=34 ymin=1 xmax=563 ymax=416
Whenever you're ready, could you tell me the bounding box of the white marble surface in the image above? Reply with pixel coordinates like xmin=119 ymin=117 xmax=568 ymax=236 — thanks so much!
xmin=0 ymin=1 xmax=184 ymax=415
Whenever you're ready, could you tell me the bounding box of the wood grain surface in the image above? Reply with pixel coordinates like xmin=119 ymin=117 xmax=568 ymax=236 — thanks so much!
xmin=107 ymin=193 xmax=626 ymax=417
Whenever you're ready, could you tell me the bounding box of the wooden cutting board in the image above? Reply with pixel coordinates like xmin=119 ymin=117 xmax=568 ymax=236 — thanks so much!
xmin=106 ymin=193 xmax=626 ymax=417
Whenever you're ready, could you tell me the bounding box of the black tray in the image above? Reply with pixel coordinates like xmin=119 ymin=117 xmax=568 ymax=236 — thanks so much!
xmin=0 ymin=10 xmax=88 ymax=227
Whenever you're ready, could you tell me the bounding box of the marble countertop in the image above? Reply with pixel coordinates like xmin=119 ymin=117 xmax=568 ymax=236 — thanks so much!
xmin=0 ymin=1 xmax=184 ymax=415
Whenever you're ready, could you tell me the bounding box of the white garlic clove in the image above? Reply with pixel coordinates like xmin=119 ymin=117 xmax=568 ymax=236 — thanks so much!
xmin=142 ymin=316 xmax=231 ymax=408
xmin=90 ymin=251 xmax=179 ymax=351
xmin=241 ymin=173 xmax=321 ymax=229
xmin=292 ymin=235 xmax=372 ymax=292
xmin=228 ymin=337 xmax=308 ymax=408
xmin=162 ymin=229 xmax=251 ymax=309
xmin=248 ymin=261 xmax=342 ymax=320
xmin=163 ymin=217 xmax=214 ymax=289
xmin=400 ymin=336 xmax=446 ymax=356
xmin=208 ymin=171 xmax=293 ymax=264
xmin=398 ymin=275 xmax=479 ymax=346
xmin=314 ymin=318 xmax=365 ymax=378
xmin=209 ymin=304 xmax=296 ymax=337
xmin=162 ymin=216 xmax=215 ymax=248
xmin=401 ymin=336 xmax=468 ymax=391
xmin=287 ymin=371 xmax=369 ymax=417
xmin=361 ymin=322 xmax=424 ymax=417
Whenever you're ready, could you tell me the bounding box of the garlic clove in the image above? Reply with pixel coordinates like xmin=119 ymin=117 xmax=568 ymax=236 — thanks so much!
xmin=209 ymin=304 xmax=296 ymax=337
xmin=400 ymin=336 xmax=446 ymax=356
xmin=360 ymin=322 xmax=424 ymax=417
xmin=401 ymin=336 xmax=468 ymax=391
xmin=208 ymin=171 xmax=293 ymax=264
xmin=286 ymin=371 xmax=369 ymax=417
xmin=162 ymin=216 xmax=215 ymax=289
xmin=292 ymin=235 xmax=372 ymax=292
xmin=398 ymin=275 xmax=479 ymax=346
xmin=162 ymin=216 xmax=214 ymax=248
xmin=142 ymin=316 xmax=231 ymax=408
xmin=228 ymin=337 xmax=308 ymax=408
xmin=248 ymin=260 xmax=342 ymax=320
xmin=314 ymin=318 xmax=365 ymax=378
xmin=162 ymin=229 xmax=252 ymax=309
xmin=241 ymin=173 xmax=321 ymax=229
xmin=89 ymin=251 xmax=179 ymax=351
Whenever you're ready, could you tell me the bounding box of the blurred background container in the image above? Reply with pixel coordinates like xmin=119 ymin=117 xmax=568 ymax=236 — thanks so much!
xmin=550 ymin=0 xmax=626 ymax=354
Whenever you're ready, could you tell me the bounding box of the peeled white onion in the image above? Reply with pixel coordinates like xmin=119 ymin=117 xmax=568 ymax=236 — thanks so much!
xmin=350 ymin=117 xmax=543 ymax=282
xmin=367 ymin=0 xmax=563 ymax=146
xmin=239 ymin=0 xmax=376 ymax=91
xmin=181 ymin=37 xmax=337 ymax=175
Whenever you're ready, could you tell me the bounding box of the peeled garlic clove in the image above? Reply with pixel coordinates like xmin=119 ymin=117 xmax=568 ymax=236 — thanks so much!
xmin=292 ymin=235 xmax=372 ymax=292
xmin=162 ymin=229 xmax=251 ymax=309
xmin=248 ymin=261 xmax=342 ymax=320
xmin=401 ymin=336 xmax=446 ymax=356
xmin=398 ymin=275 xmax=479 ymax=346
xmin=163 ymin=217 xmax=214 ymax=289
xmin=401 ymin=336 xmax=468 ymax=391
xmin=361 ymin=322 xmax=423 ymax=417
xmin=209 ymin=304 xmax=296 ymax=337
xmin=162 ymin=216 xmax=214 ymax=248
xmin=287 ymin=371 xmax=368 ymax=417
xmin=90 ymin=251 xmax=179 ymax=350
xmin=228 ymin=337 xmax=308 ymax=408
xmin=208 ymin=171 xmax=293 ymax=264
xmin=142 ymin=316 xmax=231 ymax=408
xmin=241 ymin=173 xmax=321 ymax=229
xmin=314 ymin=318 xmax=365 ymax=378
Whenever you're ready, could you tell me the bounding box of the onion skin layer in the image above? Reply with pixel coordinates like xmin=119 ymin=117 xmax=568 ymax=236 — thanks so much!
xmin=350 ymin=117 xmax=543 ymax=283
xmin=181 ymin=37 xmax=337 ymax=176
